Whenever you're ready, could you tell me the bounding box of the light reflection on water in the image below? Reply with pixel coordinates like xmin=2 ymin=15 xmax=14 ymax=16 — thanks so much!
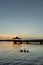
xmin=0 ymin=42 xmax=43 ymax=65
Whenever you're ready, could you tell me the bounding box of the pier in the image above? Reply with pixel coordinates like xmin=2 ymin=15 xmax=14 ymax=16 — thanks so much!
xmin=12 ymin=37 xmax=43 ymax=44
xmin=0 ymin=37 xmax=43 ymax=44
xmin=13 ymin=39 xmax=43 ymax=44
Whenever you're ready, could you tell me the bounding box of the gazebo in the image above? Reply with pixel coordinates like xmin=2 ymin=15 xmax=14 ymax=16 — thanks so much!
xmin=13 ymin=37 xmax=21 ymax=39
xmin=13 ymin=37 xmax=22 ymax=44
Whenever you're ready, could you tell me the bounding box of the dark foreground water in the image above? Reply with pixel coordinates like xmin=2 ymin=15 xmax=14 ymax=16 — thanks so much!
xmin=0 ymin=42 xmax=43 ymax=65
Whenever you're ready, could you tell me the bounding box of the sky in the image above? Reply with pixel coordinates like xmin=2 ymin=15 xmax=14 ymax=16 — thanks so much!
xmin=0 ymin=0 xmax=43 ymax=38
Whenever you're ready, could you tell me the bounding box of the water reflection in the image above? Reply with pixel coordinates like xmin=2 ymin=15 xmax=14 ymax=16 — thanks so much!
xmin=12 ymin=42 xmax=28 ymax=50
xmin=0 ymin=42 xmax=43 ymax=65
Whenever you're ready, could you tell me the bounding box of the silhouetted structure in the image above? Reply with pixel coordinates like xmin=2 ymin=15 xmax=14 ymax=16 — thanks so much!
xmin=13 ymin=37 xmax=22 ymax=44
xmin=0 ymin=38 xmax=43 ymax=44
xmin=12 ymin=38 xmax=43 ymax=44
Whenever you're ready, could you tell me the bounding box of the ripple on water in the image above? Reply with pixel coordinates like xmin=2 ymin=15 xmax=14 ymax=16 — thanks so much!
xmin=0 ymin=42 xmax=43 ymax=65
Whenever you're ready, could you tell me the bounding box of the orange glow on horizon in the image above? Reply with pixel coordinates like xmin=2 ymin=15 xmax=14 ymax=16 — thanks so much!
xmin=0 ymin=34 xmax=43 ymax=39
xmin=0 ymin=34 xmax=29 ymax=39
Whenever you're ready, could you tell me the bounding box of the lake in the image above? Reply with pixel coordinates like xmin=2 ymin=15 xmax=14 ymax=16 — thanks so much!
xmin=0 ymin=42 xmax=43 ymax=65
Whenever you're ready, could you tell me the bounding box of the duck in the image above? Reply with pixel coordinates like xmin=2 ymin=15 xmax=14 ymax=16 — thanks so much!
xmin=24 ymin=49 xmax=27 ymax=52
xmin=20 ymin=49 xmax=23 ymax=52
xmin=19 ymin=49 xmax=29 ymax=53
xmin=27 ymin=50 xmax=29 ymax=53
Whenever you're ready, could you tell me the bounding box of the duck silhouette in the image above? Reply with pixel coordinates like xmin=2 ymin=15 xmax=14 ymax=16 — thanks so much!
xmin=27 ymin=50 xmax=29 ymax=53
xmin=24 ymin=49 xmax=27 ymax=52
xmin=20 ymin=49 xmax=23 ymax=52
xmin=20 ymin=49 xmax=29 ymax=53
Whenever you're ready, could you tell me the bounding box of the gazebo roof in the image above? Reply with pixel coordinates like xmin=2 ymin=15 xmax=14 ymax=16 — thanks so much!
xmin=13 ymin=37 xmax=22 ymax=39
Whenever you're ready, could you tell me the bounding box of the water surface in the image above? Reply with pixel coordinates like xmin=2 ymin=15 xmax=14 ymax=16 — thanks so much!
xmin=0 ymin=42 xmax=43 ymax=65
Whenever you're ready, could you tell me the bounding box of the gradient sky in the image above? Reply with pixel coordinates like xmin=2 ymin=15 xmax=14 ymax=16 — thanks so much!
xmin=0 ymin=0 xmax=43 ymax=38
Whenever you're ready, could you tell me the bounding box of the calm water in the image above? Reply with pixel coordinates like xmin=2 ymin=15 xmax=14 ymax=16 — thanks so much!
xmin=0 ymin=42 xmax=43 ymax=65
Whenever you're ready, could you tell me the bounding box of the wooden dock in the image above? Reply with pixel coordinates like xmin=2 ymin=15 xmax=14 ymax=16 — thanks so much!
xmin=0 ymin=38 xmax=43 ymax=44
xmin=12 ymin=39 xmax=43 ymax=44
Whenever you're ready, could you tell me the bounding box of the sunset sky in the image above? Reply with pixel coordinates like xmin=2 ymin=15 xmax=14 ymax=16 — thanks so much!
xmin=0 ymin=0 xmax=43 ymax=38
